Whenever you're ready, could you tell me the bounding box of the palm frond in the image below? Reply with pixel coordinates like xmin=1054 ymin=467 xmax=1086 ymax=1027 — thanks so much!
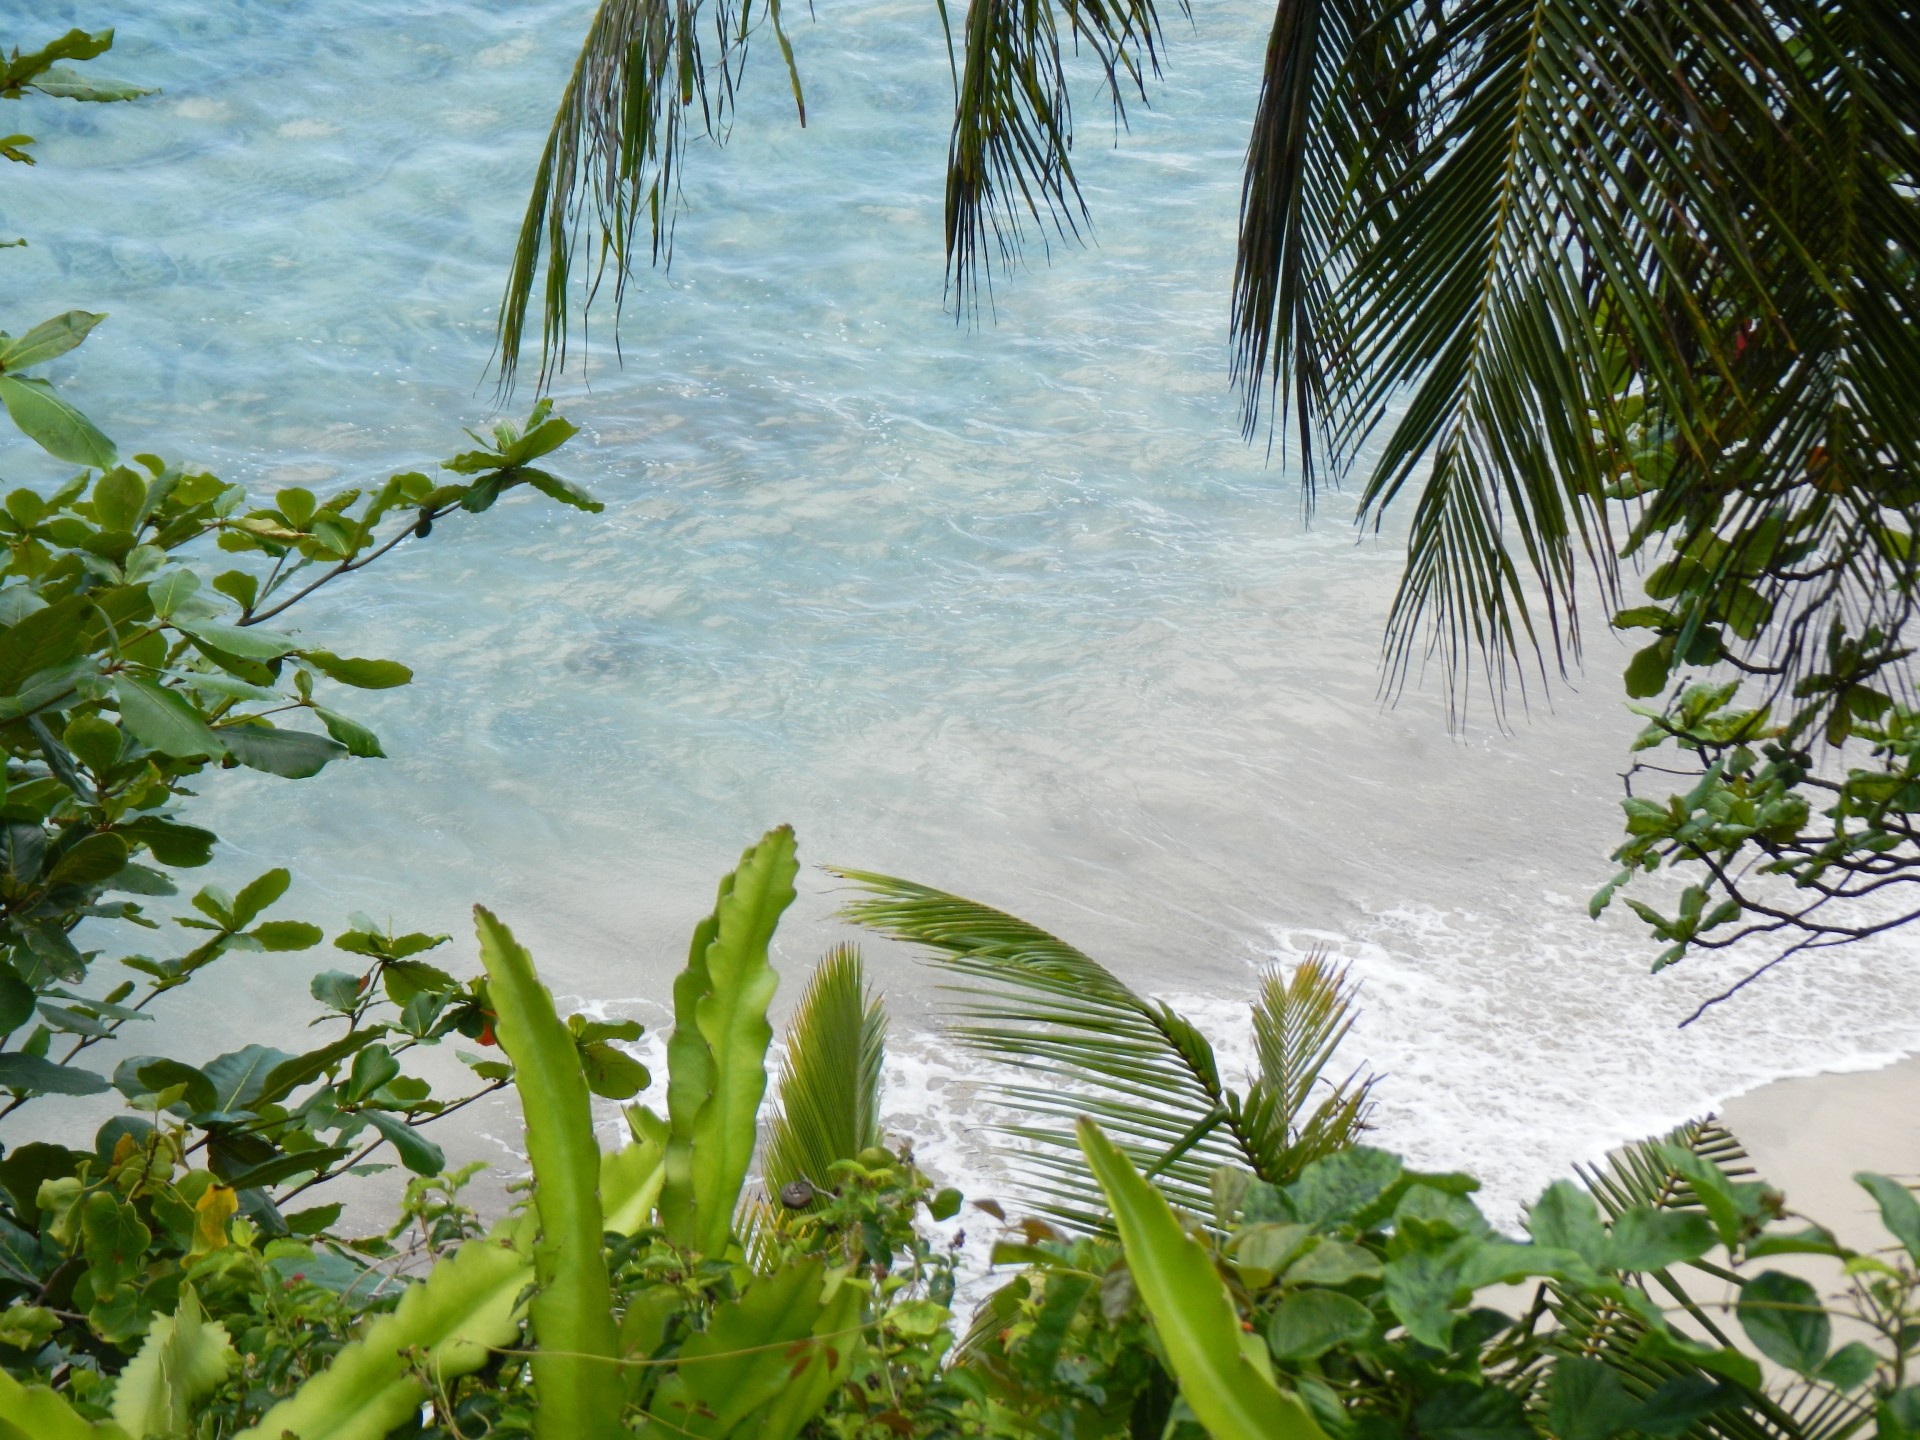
xmin=941 ymin=0 xmax=1173 ymax=314
xmin=834 ymin=867 xmax=1239 ymax=1227
xmin=833 ymin=871 xmax=1374 ymax=1231
xmin=496 ymin=0 xmax=803 ymax=392
xmin=1574 ymin=1116 xmax=1752 ymax=1220
xmin=762 ymin=943 xmax=887 ymax=1196
xmin=1230 ymin=0 xmax=1424 ymax=471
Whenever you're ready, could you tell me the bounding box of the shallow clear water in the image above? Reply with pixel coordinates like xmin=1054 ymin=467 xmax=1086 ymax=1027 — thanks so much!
xmin=11 ymin=0 xmax=1920 ymax=1221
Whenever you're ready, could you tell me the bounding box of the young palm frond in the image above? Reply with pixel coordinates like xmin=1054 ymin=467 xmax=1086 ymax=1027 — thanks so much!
xmin=833 ymin=869 xmax=1371 ymax=1230
xmin=762 ymin=943 xmax=888 ymax=1197
xmin=1248 ymin=956 xmax=1376 ymax=1173
xmin=941 ymin=0 xmax=1172 ymax=316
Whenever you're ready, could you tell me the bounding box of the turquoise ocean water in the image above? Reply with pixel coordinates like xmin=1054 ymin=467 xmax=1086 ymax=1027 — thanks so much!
xmin=9 ymin=0 xmax=1920 ymax=1218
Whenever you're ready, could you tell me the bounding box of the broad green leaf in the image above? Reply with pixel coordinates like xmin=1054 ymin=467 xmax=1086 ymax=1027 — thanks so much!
xmin=1285 ymin=1147 xmax=1402 ymax=1227
xmin=652 ymin=1260 xmax=848 ymax=1437
xmin=231 ymin=868 xmax=290 ymax=928
xmin=299 ymin=650 xmax=411 ymax=689
xmin=253 ymin=920 xmax=323 ymax=951
xmin=1856 ymin=1173 xmax=1920 ymax=1262
xmin=26 ymin=67 xmax=152 ymax=102
xmin=474 ymin=906 xmax=624 ymax=1440
xmin=220 ymin=725 xmax=346 ymax=778
xmin=1282 ymin=1239 xmax=1381 ymax=1287
xmin=313 ymin=705 xmax=385 ymax=757
xmin=1737 ymin=1270 xmax=1829 ymax=1376
xmin=1547 ymin=1357 xmax=1641 ymax=1440
xmin=171 ymin=617 xmax=298 ymax=659
xmin=45 ymin=831 xmax=128 ymax=887
xmin=1606 ymin=1206 xmax=1715 ymax=1271
xmin=1079 ymin=1118 xmax=1327 ymax=1440
xmin=1381 ymin=1247 xmax=1463 ymax=1349
xmin=364 ymin=1112 xmax=445 ymax=1176
xmin=0 ymin=594 xmax=91 ymax=693
xmin=114 ymin=676 xmax=224 ymax=759
xmin=0 ymin=311 xmax=105 ymax=372
xmin=111 ymin=1284 xmax=235 ymax=1438
xmin=130 ymin=1059 xmax=216 ymax=1113
xmin=1266 ymin=1290 xmax=1373 ymax=1360
xmin=0 ymin=1368 xmax=133 ymax=1440
xmin=0 ymin=971 xmax=34 ymax=1033
xmin=525 ymin=470 xmax=604 ymax=513
xmin=0 ymin=1053 xmax=108 ymax=1095
xmin=202 ymin=1045 xmax=293 ymax=1111
xmin=579 ymin=1041 xmax=649 ymax=1099
xmin=81 ymin=1191 xmax=150 ymax=1294
xmin=1527 ymin=1181 xmax=1609 ymax=1267
xmin=0 ymin=374 xmax=115 ymax=467
xmin=1816 ymin=1341 xmax=1877 ymax=1392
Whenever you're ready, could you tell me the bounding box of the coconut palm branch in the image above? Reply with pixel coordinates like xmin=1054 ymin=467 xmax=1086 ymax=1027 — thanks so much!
xmin=833 ymin=868 xmax=1371 ymax=1230
xmin=497 ymin=0 xmax=1173 ymax=388
xmin=1246 ymin=0 xmax=1920 ymax=708
xmin=762 ymin=942 xmax=887 ymax=1196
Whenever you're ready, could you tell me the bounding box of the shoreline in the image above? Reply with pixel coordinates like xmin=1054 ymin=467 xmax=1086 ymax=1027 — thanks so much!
xmin=1718 ymin=1050 xmax=1920 ymax=1250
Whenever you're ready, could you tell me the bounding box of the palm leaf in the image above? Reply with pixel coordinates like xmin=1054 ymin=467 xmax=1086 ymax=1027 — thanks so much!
xmin=496 ymin=0 xmax=800 ymax=391
xmin=941 ymin=0 xmax=1172 ymax=315
xmin=832 ymin=870 xmax=1372 ymax=1231
xmin=762 ymin=943 xmax=887 ymax=1196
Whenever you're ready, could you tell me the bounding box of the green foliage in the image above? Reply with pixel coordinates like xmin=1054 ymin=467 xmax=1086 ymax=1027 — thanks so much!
xmin=838 ymin=870 xmax=1373 ymax=1231
xmin=474 ymin=906 xmax=624 ymax=1440
xmin=661 ymin=825 xmax=799 ymax=1255
xmin=763 ymin=943 xmax=887 ymax=1199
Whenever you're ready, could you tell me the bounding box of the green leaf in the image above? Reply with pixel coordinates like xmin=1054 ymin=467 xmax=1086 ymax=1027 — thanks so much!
xmin=114 ymin=677 xmax=224 ymax=759
xmin=171 ymin=618 xmax=298 ymax=659
xmin=764 ymin=943 xmax=885 ymax=1195
xmin=1737 ymin=1270 xmax=1829 ymax=1376
xmin=1546 ymin=1357 xmax=1642 ymax=1440
xmin=313 ymin=705 xmax=385 ymax=758
xmin=1286 ymin=1147 xmax=1402 ymax=1227
xmin=364 ymin=1112 xmax=445 ymax=1177
xmin=0 ymin=374 xmax=114 ymax=468
xmin=0 ymin=311 xmax=106 ymax=373
xmin=231 ymin=868 xmax=290 ymax=928
xmin=473 ymin=905 xmax=624 ymax=1440
xmin=0 ymin=1369 xmax=132 ymax=1440
xmin=27 ymin=67 xmax=151 ymax=102
xmin=525 ymin=470 xmax=604 ymax=513
xmin=46 ymin=832 xmax=128 ymax=888
xmin=299 ymin=650 xmax=412 ymax=689
xmin=662 ymin=825 xmax=799 ymax=1255
xmin=129 ymin=1059 xmax=216 ymax=1113
xmin=1606 ymin=1206 xmax=1714 ymax=1271
xmin=81 ymin=1191 xmax=150 ymax=1295
xmin=220 ymin=725 xmax=346 ymax=778
xmin=110 ymin=1283 xmax=234 ymax=1438
xmin=1078 ymin=1119 xmax=1327 ymax=1440
xmin=1625 ymin=641 xmax=1673 ymax=699
xmin=0 ymin=1053 xmax=108 ymax=1095
xmin=0 ymin=594 xmax=91 ymax=693
xmin=1381 ymin=1248 xmax=1461 ymax=1349
xmin=0 ymin=971 xmax=35 ymax=1033
xmin=578 ymin=1042 xmax=649 ymax=1099
xmin=1816 ymin=1341 xmax=1877 ymax=1392
xmin=254 ymin=1031 xmax=381 ymax=1108
xmin=202 ymin=1045 xmax=293 ymax=1111
xmin=252 ymin=921 xmax=322 ymax=952
xmin=1266 ymin=1290 xmax=1373 ymax=1360
xmin=1856 ymin=1173 xmax=1920 ymax=1262
xmin=1527 ymin=1181 xmax=1609 ymax=1268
